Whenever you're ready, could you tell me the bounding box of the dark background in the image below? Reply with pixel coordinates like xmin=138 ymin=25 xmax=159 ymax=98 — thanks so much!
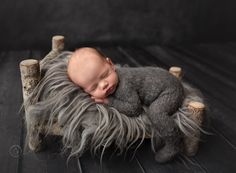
xmin=1 ymin=1 xmax=236 ymax=173
xmin=1 ymin=0 xmax=236 ymax=50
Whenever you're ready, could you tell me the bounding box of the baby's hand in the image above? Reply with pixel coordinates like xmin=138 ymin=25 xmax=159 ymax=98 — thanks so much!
xmin=91 ymin=96 xmax=109 ymax=104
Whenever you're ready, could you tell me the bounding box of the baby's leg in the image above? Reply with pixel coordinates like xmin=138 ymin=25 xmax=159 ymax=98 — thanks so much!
xmin=148 ymin=90 xmax=184 ymax=163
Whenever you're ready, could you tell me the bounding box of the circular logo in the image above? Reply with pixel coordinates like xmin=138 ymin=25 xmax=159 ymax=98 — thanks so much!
xmin=9 ymin=145 xmax=22 ymax=158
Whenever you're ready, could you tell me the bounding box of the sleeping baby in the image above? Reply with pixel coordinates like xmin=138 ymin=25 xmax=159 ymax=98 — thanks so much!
xmin=67 ymin=47 xmax=185 ymax=163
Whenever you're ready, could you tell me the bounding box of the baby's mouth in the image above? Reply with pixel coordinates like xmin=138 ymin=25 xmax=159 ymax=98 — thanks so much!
xmin=106 ymin=86 xmax=115 ymax=96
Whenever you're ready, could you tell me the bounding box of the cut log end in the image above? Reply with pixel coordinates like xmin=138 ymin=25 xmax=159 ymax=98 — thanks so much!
xmin=188 ymin=101 xmax=205 ymax=110
xmin=20 ymin=59 xmax=40 ymax=100
xmin=187 ymin=101 xmax=205 ymax=124
xmin=169 ymin=66 xmax=182 ymax=79
xmin=53 ymin=35 xmax=64 ymax=40
xmin=52 ymin=35 xmax=65 ymax=51
xmin=20 ymin=59 xmax=39 ymax=67
xmin=184 ymin=101 xmax=205 ymax=156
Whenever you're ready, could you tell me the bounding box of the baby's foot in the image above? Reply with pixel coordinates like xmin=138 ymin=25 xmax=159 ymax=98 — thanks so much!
xmin=152 ymin=131 xmax=164 ymax=152
xmin=154 ymin=144 xmax=180 ymax=163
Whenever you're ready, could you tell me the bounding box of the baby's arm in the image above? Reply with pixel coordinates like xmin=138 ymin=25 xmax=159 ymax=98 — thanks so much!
xmin=91 ymin=97 xmax=109 ymax=104
xmin=108 ymin=90 xmax=143 ymax=117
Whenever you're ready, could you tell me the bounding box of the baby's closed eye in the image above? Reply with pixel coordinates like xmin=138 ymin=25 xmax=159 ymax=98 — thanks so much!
xmin=89 ymin=84 xmax=98 ymax=92
xmin=101 ymin=70 xmax=109 ymax=79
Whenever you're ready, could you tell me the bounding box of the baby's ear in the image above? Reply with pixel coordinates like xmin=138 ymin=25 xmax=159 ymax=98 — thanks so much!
xmin=106 ymin=57 xmax=116 ymax=70
xmin=106 ymin=57 xmax=113 ymax=65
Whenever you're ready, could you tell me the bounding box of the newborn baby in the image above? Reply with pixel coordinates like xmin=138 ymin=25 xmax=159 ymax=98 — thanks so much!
xmin=67 ymin=47 xmax=184 ymax=163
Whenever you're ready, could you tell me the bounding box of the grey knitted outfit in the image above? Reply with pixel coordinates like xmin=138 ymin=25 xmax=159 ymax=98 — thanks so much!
xmin=108 ymin=67 xmax=185 ymax=162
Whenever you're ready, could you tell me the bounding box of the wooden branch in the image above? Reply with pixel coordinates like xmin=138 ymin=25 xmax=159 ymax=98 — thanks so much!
xmin=40 ymin=35 xmax=65 ymax=67
xmin=20 ymin=35 xmax=65 ymax=152
xmin=52 ymin=35 xmax=65 ymax=51
xmin=169 ymin=66 xmax=204 ymax=156
xmin=169 ymin=66 xmax=182 ymax=79
xmin=19 ymin=59 xmax=40 ymax=101
xmin=184 ymin=101 xmax=205 ymax=156
xmin=20 ymin=59 xmax=42 ymax=152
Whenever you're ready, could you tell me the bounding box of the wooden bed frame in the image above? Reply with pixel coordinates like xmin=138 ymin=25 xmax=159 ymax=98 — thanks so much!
xmin=19 ymin=35 xmax=205 ymax=156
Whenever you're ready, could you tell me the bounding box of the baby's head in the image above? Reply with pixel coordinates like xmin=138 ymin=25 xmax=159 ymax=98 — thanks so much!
xmin=67 ymin=47 xmax=118 ymax=99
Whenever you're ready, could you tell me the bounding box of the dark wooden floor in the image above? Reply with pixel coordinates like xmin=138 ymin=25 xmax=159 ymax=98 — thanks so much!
xmin=1 ymin=43 xmax=236 ymax=173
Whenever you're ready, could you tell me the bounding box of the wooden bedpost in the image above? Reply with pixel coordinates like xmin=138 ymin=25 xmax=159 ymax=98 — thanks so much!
xmin=40 ymin=35 xmax=65 ymax=67
xmin=20 ymin=59 xmax=40 ymax=101
xmin=20 ymin=59 xmax=42 ymax=151
xmin=20 ymin=35 xmax=65 ymax=151
xmin=169 ymin=66 xmax=182 ymax=79
xmin=39 ymin=35 xmax=65 ymax=136
xmin=52 ymin=35 xmax=65 ymax=51
xmin=20 ymin=35 xmax=65 ymax=99
xmin=184 ymin=101 xmax=205 ymax=156
xmin=169 ymin=66 xmax=205 ymax=156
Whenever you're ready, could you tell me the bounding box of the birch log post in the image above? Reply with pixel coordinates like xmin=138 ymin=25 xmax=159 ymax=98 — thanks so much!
xmin=20 ymin=35 xmax=65 ymax=151
xmin=169 ymin=66 xmax=205 ymax=156
xmin=184 ymin=101 xmax=205 ymax=156
xmin=40 ymin=35 xmax=65 ymax=67
xmin=38 ymin=35 xmax=65 ymax=136
xmin=20 ymin=59 xmax=42 ymax=151
xmin=20 ymin=59 xmax=40 ymax=101
xmin=169 ymin=66 xmax=182 ymax=79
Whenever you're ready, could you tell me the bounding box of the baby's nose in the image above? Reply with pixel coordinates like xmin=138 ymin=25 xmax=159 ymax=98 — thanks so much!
xmin=100 ymin=80 xmax=109 ymax=90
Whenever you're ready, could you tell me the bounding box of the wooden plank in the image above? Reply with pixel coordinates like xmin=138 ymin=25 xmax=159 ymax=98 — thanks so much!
xmin=100 ymin=46 xmax=139 ymax=67
xmin=22 ymin=149 xmax=80 ymax=173
xmin=194 ymin=130 xmax=236 ymax=173
xmin=118 ymin=46 xmax=167 ymax=68
xmin=170 ymin=45 xmax=236 ymax=90
xmin=80 ymin=147 xmax=145 ymax=173
xmin=192 ymin=43 xmax=236 ymax=72
xmin=0 ymin=51 xmax=30 ymax=173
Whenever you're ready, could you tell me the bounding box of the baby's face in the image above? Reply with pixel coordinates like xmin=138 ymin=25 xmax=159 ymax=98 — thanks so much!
xmin=68 ymin=49 xmax=118 ymax=99
xmin=83 ymin=58 xmax=118 ymax=99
